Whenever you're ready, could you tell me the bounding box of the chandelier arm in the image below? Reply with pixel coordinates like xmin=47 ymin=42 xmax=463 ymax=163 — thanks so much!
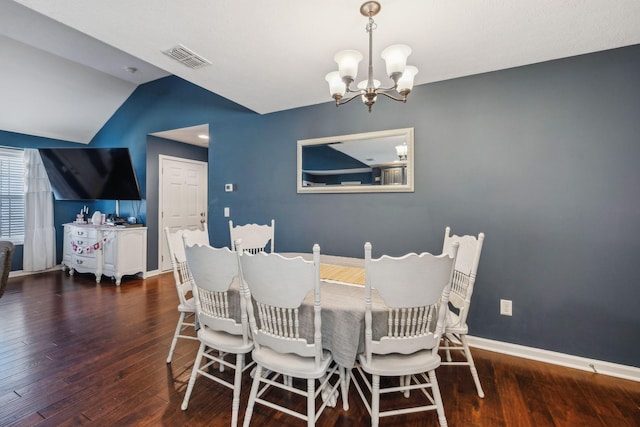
xmin=344 ymin=85 xmax=364 ymax=94
xmin=373 ymin=84 xmax=398 ymax=92
xmin=375 ymin=90 xmax=407 ymax=102
xmin=336 ymin=93 xmax=364 ymax=106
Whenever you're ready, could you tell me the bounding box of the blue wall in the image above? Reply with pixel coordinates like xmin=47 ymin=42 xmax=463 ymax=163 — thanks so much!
xmin=3 ymin=45 xmax=639 ymax=367
xmin=208 ymin=45 xmax=640 ymax=367
xmin=90 ymin=76 xmax=254 ymax=269
xmin=1 ymin=76 xmax=254 ymax=270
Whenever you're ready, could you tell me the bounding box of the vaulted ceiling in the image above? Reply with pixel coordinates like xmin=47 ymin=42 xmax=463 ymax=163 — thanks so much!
xmin=2 ymin=0 xmax=640 ymax=144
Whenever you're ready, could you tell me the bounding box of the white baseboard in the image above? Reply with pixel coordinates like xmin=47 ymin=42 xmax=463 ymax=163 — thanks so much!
xmin=467 ymin=335 xmax=640 ymax=382
xmin=144 ymin=269 xmax=162 ymax=278
xmin=9 ymin=265 xmax=164 ymax=279
xmin=8 ymin=265 xmax=64 ymax=278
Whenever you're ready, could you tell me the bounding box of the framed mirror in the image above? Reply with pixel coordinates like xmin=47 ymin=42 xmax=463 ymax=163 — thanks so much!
xmin=297 ymin=127 xmax=414 ymax=193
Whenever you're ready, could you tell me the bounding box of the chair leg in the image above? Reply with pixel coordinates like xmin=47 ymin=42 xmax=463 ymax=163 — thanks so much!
xmin=460 ymin=334 xmax=485 ymax=398
xmin=428 ymin=370 xmax=448 ymax=427
xmin=167 ymin=312 xmax=187 ymax=363
xmin=243 ymin=365 xmax=262 ymax=427
xmin=371 ymin=375 xmax=380 ymax=427
xmin=231 ymin=353 xmax=244 ymax=427
xmin=444 ymin=334 xmax=453 ymax=362
xmin=307 ymin=378 xmax=315 ymax=427
xmin=401 ymin=375 xmax=411 ymax=398
xmin=219 ymin=351 xmax=227 ymax=372
xmin=181 ymin=342 xmax=206 ymax=410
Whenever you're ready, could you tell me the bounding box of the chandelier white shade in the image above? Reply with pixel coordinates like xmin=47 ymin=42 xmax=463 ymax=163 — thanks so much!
xmin=397 ymin=66 xmax=419 ymax=93
xmin=335 ymin=50 xmax=363 ymax=80
xmin=357 ymin=79 xmax=381 ymax=90
xmin=325 ymin=72 xmax=346 ymax=97
xmin=325 ymin=1 xmax=419 ymax=112
xmin=380 ymin=45 xmax=412 ymax=77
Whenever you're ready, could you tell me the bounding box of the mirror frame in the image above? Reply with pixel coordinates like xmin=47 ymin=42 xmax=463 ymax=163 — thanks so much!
xmin=297 ymin=127 xmax=414 ymax=194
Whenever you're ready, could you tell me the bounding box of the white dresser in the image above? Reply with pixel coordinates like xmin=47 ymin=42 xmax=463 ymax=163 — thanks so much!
xmin=62 ymin=223 xmax=147 ymax=285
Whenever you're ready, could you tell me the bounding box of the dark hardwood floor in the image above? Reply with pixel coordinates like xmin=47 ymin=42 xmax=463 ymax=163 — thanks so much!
xmin=1 ymin=271 xmax=638 ymax=426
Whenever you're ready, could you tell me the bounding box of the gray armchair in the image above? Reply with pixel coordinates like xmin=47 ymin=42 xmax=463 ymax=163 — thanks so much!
xmin=0 ymin=241 xmax=15 ymax=298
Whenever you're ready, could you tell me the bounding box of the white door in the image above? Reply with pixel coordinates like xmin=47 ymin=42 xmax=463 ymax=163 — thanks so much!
xmin=159 ymin=155 xmax=208 ymax=271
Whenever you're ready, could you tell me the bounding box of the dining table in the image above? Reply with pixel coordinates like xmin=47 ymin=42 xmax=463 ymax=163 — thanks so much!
xmin=224 ymin=252 xmax=386 ymax=369
xmin=278 ymin=252 xmax=389 ymax=370
xmin=193 ymin=249 xmax=448 ymax=412
xmin=218 ymin=251 xmax=433 ymax=409
xmin=275 ymin=252 xmax=388 ymax=410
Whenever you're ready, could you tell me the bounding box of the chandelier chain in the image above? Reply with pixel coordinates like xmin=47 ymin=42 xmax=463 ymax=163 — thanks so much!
xmin=366 ymin=17 xmax=377 ymax=33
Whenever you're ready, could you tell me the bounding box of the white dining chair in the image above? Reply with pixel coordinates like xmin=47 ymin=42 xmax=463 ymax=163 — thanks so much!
xmin=439 ymin=226 xmax=486 ymax=397
xmin=351 ymin=242 xmax=458 ymax=427
xmin=237 ymin=243 xmax=343 ymax=427
xmin=229 ymin=219 xmax=274 ymax=254
xmin=181 ymin=236 xmax=254 ymax=427
xmin=164 ymin=225 xmax=210 ymax=363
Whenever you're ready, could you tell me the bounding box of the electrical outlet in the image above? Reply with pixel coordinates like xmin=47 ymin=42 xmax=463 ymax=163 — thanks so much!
xmin=500 ymin=299 xmax=512 ymax=316
xmin=224 ymin=207 xmax=230 ymax=217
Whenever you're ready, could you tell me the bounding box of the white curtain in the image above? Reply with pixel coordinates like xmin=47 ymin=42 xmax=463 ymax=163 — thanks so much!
xmin=23 ymin=149 xmax=56 ymax=271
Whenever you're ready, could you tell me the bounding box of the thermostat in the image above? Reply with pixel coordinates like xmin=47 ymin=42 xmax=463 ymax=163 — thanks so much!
xmin=224 ymin=183 xmax=234 ymax=192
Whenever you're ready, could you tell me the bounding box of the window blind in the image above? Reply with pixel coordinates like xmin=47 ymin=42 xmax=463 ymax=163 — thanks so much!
xmin=0 ymin=146 xmax=25 ymax=243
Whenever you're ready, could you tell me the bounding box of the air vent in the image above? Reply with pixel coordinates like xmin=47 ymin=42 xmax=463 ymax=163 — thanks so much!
xmin=163 ymin=44 xmax=211 ymax=69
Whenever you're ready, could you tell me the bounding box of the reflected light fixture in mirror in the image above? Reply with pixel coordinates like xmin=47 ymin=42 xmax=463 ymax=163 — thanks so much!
xmin=396 ymin=143 xmax=407 ymax=161
xmin=297 ymin=128 xmax=414 ymax=194
xmin=325 ymin=1 xmax=419 ymax=112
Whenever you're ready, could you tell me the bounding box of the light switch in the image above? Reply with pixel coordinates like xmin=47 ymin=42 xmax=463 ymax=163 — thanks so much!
xmin=224 ymin=183 xmax=234 ymax=192
xmin=224 ymin=207 xmax=230 ymax=217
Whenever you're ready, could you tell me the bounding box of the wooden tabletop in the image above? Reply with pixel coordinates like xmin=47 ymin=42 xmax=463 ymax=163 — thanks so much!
xmin=281 ymin=252 xmax=365 ymax=285
xmin=320 ymin=263 xmax=365 ymax=285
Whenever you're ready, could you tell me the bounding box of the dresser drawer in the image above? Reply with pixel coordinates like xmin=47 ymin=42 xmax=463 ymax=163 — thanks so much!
xmin=69 ymin=232 xmax=98 ymax=257
xmin=70 ymin=226 xmax=97 ymax=239
xmin=70 ymin=237 xmax=97 ymax=250
xmin=71 ymin=254 xmax=97 ymax=270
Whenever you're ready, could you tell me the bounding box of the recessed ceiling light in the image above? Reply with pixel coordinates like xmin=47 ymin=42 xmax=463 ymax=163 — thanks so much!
xmin=125 ymin=66 xmax=138 ymax=74
xmin=197 ymin=134 xmax=209 ymax=140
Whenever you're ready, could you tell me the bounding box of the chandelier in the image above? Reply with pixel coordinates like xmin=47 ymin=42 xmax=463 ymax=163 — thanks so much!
xmin=325 ymin=1 xmax=418 ymax=112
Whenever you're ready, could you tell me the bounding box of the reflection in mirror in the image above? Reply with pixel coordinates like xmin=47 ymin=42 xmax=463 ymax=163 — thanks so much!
xmin=297 ymin=128 xmax=414 ymax=193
